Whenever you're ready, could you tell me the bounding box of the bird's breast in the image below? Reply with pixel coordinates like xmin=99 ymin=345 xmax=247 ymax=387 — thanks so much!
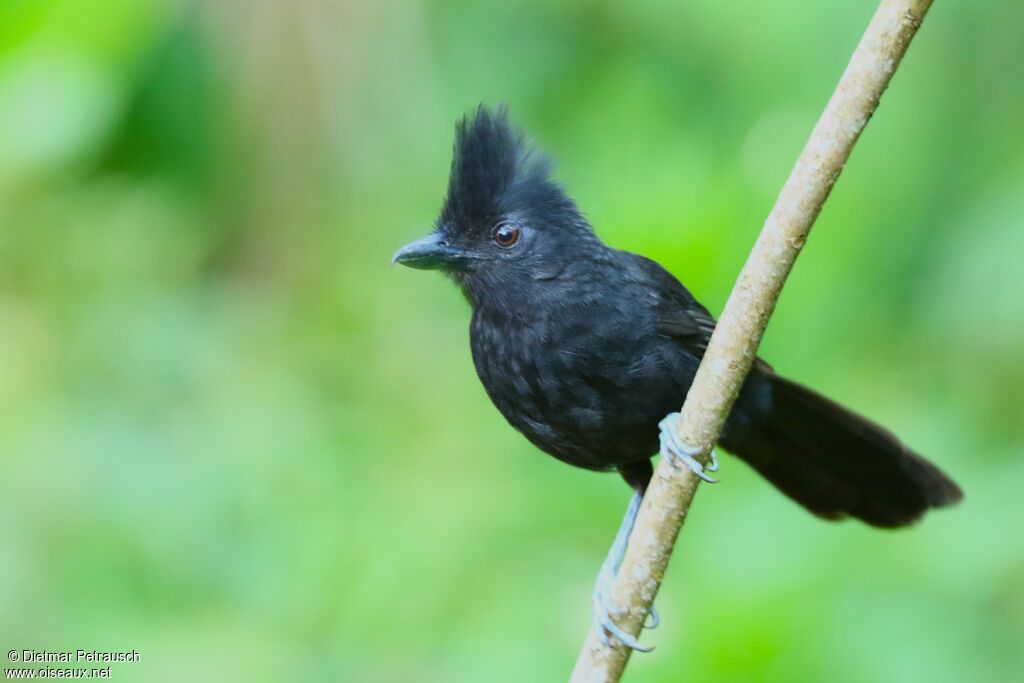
xmin=468 ymin=301 xmax=678 ymax=470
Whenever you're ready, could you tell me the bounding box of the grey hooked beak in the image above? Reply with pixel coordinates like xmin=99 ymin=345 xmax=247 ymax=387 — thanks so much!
xmin=392 ymin=232 xmax=472 ymax=270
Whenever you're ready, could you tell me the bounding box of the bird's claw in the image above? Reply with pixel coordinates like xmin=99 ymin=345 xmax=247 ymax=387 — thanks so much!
xmin=591 ymin=566 xmax=654 ymax=652
xmin=658 ymin=413 xmax=719 ymax=482
xmin=587 ymin=413 xmax=713 ymax=649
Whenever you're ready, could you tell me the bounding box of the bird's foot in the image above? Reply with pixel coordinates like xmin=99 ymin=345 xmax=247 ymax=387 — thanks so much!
xmin=590 ymin=490 xmax=658 ymax=652
xmin=591 ymin=562 xmax=656 ymax=652
xmin=658 ymin=412 xmax=719 ymax=482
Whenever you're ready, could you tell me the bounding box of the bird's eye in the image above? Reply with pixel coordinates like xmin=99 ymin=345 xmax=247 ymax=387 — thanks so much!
xmin=493 ymin=223 xmax=521 ymax=248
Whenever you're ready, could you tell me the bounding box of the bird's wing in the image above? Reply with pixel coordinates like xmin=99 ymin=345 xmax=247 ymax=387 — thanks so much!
xmin=628 ymin=253 xmax=717 ymax=353
xmin=628 ymin=252 xmax=773 ymax=372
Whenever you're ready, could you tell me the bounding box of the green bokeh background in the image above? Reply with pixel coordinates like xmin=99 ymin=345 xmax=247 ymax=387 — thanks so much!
xmin=1 ymin=1 xmax=1022 ymax=681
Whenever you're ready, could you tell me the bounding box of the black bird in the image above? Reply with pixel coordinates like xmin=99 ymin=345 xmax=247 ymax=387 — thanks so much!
xmin=393 ymin=106 xmax=962 ymax=649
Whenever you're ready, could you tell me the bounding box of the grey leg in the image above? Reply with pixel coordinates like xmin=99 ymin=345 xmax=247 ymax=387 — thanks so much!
xmin=590 ymin=489 xmax=657 ymax=652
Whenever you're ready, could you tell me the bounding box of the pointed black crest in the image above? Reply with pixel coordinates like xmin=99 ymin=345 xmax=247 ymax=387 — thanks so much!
xmin=440 ymin=105 xmax=523 ymax=227
xmin=440 ymin=105 xmax=576 ymax=230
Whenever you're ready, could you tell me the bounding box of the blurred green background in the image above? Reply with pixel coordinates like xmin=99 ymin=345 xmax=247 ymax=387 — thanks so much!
xmin=1 ymin=0 xmax=1022 ymax=681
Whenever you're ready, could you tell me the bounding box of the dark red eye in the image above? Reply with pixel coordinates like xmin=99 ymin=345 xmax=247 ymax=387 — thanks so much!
xmin=493 ymin=223 xmax=521 ymax=248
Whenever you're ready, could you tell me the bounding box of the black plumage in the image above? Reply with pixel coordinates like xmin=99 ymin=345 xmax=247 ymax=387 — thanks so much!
xmin=395 ymin=105 xmax=961 ymax=527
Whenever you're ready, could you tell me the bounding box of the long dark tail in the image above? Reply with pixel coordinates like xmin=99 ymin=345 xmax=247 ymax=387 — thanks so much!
xmin=723 ymin=374 xmax=962 ymax=528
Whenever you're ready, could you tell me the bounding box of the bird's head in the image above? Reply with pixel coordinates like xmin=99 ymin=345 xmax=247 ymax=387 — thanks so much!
xmin=393 ymin=105 xmax=599 ymax=303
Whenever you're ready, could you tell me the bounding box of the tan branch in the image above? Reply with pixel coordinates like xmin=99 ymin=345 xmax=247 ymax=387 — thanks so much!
xmin=569 ymin=0 xmax=935 ymax=680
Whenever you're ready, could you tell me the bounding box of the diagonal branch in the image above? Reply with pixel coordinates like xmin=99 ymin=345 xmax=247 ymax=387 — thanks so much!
xmin=569 ymin=0 xmax=935 ymax=680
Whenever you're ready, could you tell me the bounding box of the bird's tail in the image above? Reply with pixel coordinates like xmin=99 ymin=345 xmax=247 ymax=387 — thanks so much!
xmin=722 ymin=374 xmax=962 ymax=527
